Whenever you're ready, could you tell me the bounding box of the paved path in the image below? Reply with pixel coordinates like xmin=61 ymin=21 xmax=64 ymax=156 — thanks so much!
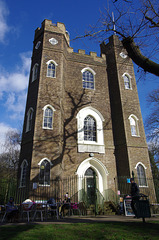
xmin=1 ymin=215 xmax=159 ymax=225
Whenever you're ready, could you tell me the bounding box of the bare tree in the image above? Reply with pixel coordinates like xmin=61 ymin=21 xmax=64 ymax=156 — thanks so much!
xmin=146 ymin=88 xmax=159 ymax=143
xmin=0 ymin=130 xmax=21 ymax=179
xmin=74 ymin=0 xmax=159 ymax=76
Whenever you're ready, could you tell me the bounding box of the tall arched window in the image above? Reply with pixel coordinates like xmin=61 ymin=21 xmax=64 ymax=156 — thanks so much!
xmin=137 ymin=164 xmax=147 ymax=186
xmin=84 ymin=115 xmax=96 ymax=141
xmin=39 ymin=159 xmax=51 ymax=185
xmin=43 ymin=105 xmax=56 ymax=129
xmin=76 ymin=107 xmax=105 ymax=153
xmin=81 ymin=67 xmax=95 ymax=90
xmin=26 ymin=108 xmax=33 ymax=132
xmin=128 ymin=114 xmax=139 ymax=137
xmin=46 ymin=60 xmax=58 ymax=78
xmin=123 ymin=73 xmax=132 ymax=89
xmin=20 ymin=160 xmax=28 ymax=187
xmin=32 ymin=63 xmax=38 ymax=82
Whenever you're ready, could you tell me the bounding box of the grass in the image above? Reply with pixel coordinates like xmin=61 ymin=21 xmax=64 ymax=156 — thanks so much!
xmin=0 ymin=221 xmax=159 ymax=240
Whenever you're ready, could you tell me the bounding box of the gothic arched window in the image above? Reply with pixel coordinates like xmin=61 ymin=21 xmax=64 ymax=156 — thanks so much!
xmin=26 ymin=108 xmax=33 ymax=132
xmin=32 ymin=63 xmax=38 ymax=82
xmin=39 ymin=159 xmax=51 ymax=185
xmin=84 ymin=115 xmax=97 ymax=141
xmin=43 ymin=105 xmax=55 ymax=129
xmin=123 ymin=73 xmax=132 ymax=89
xmin=137 ymin=164 xmax=147 ymax=186
xmin=46 ymin=60 xmax=58 ymax=78
xmin=81 ymin=67 xmax=95 ymax=90
xmin=20 ymin=160 xmax=28 ymax=187
xmin=128 ymin=114 xmax=139 ymax=137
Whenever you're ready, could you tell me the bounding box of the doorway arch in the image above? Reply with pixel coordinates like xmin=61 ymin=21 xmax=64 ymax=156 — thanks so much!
xmin=76 ymin=157 xmax=109 ymax=199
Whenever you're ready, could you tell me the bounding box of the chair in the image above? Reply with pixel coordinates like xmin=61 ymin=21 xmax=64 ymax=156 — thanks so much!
xmin=71 ymin=203 xmax=81 ymax=216
xmin=32 ymin=203 xmax=45 ymax=221
xmin=46 ymin=203 xmax=59 ymax=220
xmin=21 ymin=202 xmax=35 ymax=222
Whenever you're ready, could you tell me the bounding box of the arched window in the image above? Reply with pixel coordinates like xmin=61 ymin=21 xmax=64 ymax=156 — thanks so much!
xmin=43 ymin=105 xmax=56 ymax=129
xmin=20 ymin=160 xmax=28 ymax=187
xmin=32 ymin=63 xmax=38 ymax=82
xmin=26 ymin=108 xmax=33 ymax=132
xmin=39 ymin=159 xmax=51 ymax=185
xmin=84 ymin=116 xmax=96 ymax=141
xmin=128 ymin=114 xmax=139 ymax=137
xmin=123 ymin=73 xmax=132 ymax=89
xmin=76 ymin=107 xmax=105 ymax=153
xmin=137 ymin=164 xmax=147 ymax=186
xmin=81 ymin=67 xmax=95 ymax=90
xmin=46 ymin=60 xmax=58 ymax=78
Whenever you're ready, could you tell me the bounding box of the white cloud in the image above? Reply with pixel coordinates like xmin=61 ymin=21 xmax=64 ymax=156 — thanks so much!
xmin=0 ymin=0 xmax=10 ymax=43
xmin=0 ymin=52 xmax=31 ymax=94
xmin=0 ymin=51 xmax=31 ymax=120
xmin=0 ymin=122 xmax=17 ymax=153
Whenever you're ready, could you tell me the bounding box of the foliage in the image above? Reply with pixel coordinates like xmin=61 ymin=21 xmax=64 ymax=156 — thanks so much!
xmin=0 ymin=130 xmax=21 ymax=180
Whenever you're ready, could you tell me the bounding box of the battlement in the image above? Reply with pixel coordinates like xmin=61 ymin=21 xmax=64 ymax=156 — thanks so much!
xmin=35 ymin=19 xmax=70 ymax=45
xmin=34 ymin=19 xmax=106 ymax=62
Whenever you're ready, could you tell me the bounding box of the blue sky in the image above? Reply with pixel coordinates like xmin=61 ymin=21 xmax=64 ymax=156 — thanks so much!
xmin=0 ymin=0 xmax=158 ymax=152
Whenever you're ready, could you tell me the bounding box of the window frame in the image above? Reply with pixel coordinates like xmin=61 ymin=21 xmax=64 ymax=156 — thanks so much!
xmin=84 ymin=115 xmax=97 ymax=142
xmin=38 ymin=158 xmax=53 ymax=186
xmin=26 ymin=107 xmax=34 ymax=132
xmin=76 ymin=107 xmax=105 ymax=153
xmin=128 ymin=114 xmax=140 ymax=137
xmin=81 ymin=67 xmax=96 ymax=90
xmin=122 ymin=73 xmax=132 ymax=90
xmin=46 ymin=60 xmax=58 ymax=78
xmin=32 ymin=63 xmax=39 ymax=82
xmin=42 ymin=105 xmax=56 ymax=130
xmin=135 ymin=162 xmax=147 ymax=187
xmin=20 ymin=159 xmax=28 ymax=188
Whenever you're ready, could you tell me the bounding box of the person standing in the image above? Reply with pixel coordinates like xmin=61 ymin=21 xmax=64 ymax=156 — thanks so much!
xmin=130 ymin=178 xmax=140 ymax=217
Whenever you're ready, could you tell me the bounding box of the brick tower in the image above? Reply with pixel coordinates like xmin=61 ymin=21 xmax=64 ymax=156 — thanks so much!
xmin=18 ymin=20 xmax=156 ymax=204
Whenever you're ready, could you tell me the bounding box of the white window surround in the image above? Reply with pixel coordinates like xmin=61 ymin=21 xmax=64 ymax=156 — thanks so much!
xmin=46 ymin=60 xmax=58 ymax=78
xmin=42 ymin=104 xmax=56 ymax=129
xmin=122 ymin=72 xmax=132 ymax=90
xmin=128 ymin=114 xmax=140 ymax=137
xmin=81 ymin=67 xmax=96 ymax=90
xmin=20 ymin=159 xmax=28 ymax=188
xmin=76 ymin=107 xmax=105 ymax=153
xmin=38 ymin=158 xmax=53 ymax=186
xmin=26 ymin=107 xmax=34 ymax=132
xmin=76 ymin=157 xmax=109 ymax=198
xmin=135 ymin=162 xmax=147 ymax=187
xmin=38 ymin=157 xmax=53 ymax=167
xmin=32 ymin=63 xmax=39 ymax=82
xmin=135 ymin=162 xmax=147 ymax=170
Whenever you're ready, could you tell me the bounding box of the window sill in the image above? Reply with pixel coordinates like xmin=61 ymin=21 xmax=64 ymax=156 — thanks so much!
xmin=78 ymin=143 xmax=105 ymax=153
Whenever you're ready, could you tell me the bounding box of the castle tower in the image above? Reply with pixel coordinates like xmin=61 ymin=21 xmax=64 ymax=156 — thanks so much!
xmin=18 ymin=20 xmax=156 ymax=203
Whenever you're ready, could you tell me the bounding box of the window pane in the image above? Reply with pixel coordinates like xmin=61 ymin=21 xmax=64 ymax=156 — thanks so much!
xmin=82 ymin=70 xmax=94 ymax=89
xmin=84 ymin=115 xmax=96 ymax=141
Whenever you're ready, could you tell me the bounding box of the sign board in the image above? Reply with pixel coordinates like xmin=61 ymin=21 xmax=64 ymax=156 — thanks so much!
xmin=124 ymin=198 xmax=135 ymax=216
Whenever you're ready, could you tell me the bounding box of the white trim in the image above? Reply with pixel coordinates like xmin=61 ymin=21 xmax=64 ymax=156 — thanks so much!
xmin=76 ymin=157 xmax=108 ymax=197
xmin=42 ymin=105 xmax=56 ymax=130
xmin=122 ymin=72 xmax=132 ymax=90
xmin=76 ymin=107 xmax=105 ymax=153
xmin=46 ymin=60 xmax=58 ymax=66
xmin=128 ymin=114 xmax=140 ymax=137
xmin=38 ymin=157 xmax=53 ymax=166
xmin=135 ymin=162 xmax=147 ymax=170
xmin=81 ymin=67 xmax=96 ymax=75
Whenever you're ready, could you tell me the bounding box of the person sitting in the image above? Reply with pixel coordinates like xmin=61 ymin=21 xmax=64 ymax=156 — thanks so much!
xmin=6 ymin=197 xmax=19 ymax=222
xmin=61 ymin=193 xmax=71 ymax=217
